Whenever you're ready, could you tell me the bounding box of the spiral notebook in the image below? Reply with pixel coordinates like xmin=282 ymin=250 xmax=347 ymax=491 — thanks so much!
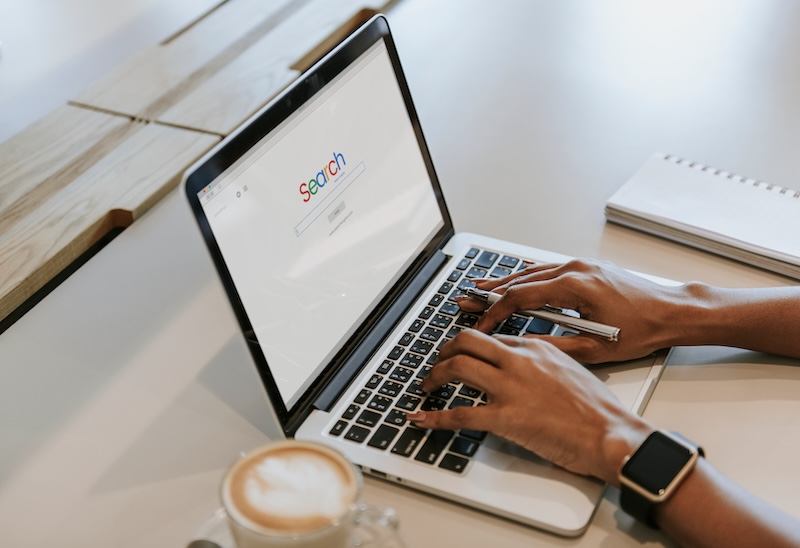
xmin=605 ymin=153 xmax=800 ymax=280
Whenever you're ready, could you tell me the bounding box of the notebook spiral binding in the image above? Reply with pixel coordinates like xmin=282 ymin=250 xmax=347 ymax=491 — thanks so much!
xmin=661 ymin=153 xmax=800 ymax=199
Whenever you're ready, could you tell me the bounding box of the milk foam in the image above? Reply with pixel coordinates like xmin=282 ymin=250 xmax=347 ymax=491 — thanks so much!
xmin=245 ymin=452 xmax=350 ymax=519
xmin=224 ymin=443 xmax=359 ymax=535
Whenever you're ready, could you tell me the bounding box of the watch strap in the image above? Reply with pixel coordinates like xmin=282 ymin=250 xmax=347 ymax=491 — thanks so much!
xmin=620 ymin=431 xmax=704 ymax=529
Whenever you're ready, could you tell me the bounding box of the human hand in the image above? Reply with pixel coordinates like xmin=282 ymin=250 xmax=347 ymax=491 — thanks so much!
xmin=457 ymin=258 xmax=684 ymax=364
xmin=406 ymin=330 xmax=653 ymax=484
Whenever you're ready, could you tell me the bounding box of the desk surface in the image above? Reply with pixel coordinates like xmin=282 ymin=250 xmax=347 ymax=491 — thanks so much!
xmin=2 ymin=1 xmax=800 ymax=546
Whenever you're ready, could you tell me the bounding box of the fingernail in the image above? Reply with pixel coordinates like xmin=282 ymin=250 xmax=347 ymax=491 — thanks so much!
xmin=407 ymin=412 xmax=426 ymax=422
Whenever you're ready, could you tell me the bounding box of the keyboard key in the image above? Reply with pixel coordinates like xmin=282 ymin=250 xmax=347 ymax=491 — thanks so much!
xmin=429 ymin=294 xmax=445 ymax=307
xmin=460 ymin=429 xmax=488 ymax=441
xmin=342 ymin=404 xmax=359 ymax=420
xmin=450 ymin=436 xmax=479 ymax=457
xmin=391 ymin=428 xmax=427 ymax=457
xmin=379 ymin=380 xmax=404 ymax=398
xmin=368 ymin=425 xmax=400 ymax=450
xmin=505 ymin=316 xmax=527 ymax=330
xmin=490 ymin=266 xmax=512 ymax=278
xmin=416 ymin=365 xmax=432 ymax=379
xmin=474 ymin=251 xmax=499 ymax=269
xmin=409 ymin=319 xmax=425 ymax=332
xmin=426 ymin=351 xmax=439 ymax=365
xmin=526 ymin=317 xmax=555 ymax=335
xmin=430 ymin=314 xmax=452 ymax=329
xmin=365 ymin=373 xmax=383 ymax=389
xmin=345 ymin=425 xmax=371 ymax=443
xmin=414 ymin=430 xmax=455 ymax=465
xmin=329 ymin=420 xmax=348 ymax=437
xmin=447 ymin=270 xmax=462 ymax=282
xmin=456 ymin=278 xmax=476 ymax=291
xmin=439 ymin=453 xmax=469 ymax=473
xmin=419 ymin=306 xmax=435 ymax=320
xmin=446 ymin=326 xmax=463 ymax=338
xmin=406 ymin=379 xmax=426 ymax=396
xmin=368 ymin=395 xmax=393 ymax=412
xmin=384 ymin=409 xmax=408 ymax=426
xmin=456 ymin=258 xmax=471 ymax=270
xmin=354 ymin=388 xmax=371 ymax=405
xmin=410 ymin=340 xmax=434 ymax=355
xmin=429 ymin=385 xmax=455 ymax=400
xmin=466 ymin=267 xmax=488 ymax=279
xmin=458 ymin=385 xmax=481 ymax=398
xmin=356 ymin=409 xmax=382 ymax=428
xmin=498 ymin=255 xmax=520 ymax=268
xmin=389 ymin=366 xmax=413 ymax=383
xmin=455 ymin=314 xmax=479 ymax=328
xmin=439 ymin=302 xmax=460 ymax=316
xmin=465 ymin=248 xmax=480 ymax=259
xmin=498 ymin=324 xmax=521 ymax=335
xmin=400 ymin=353 xmax=423 ymax=368
xmin=388 ymin=346 xmax=404 ymax=360
xmin=421 ymin=397 xmax=447 ymax=411
xmin=449 ymin=396 xmax=474 ymax=409
xmin=396 ymin=394 xmax=422 ymax=411
xmin=438 ymin=281 xmax=453 ymax=294
xmin=377 ymin=360 xmax=394 ymax=374
xmin=398 ymin=332 xmax=415 ymax=346
xmin=420 ymin=326 xmax=444 ymax=342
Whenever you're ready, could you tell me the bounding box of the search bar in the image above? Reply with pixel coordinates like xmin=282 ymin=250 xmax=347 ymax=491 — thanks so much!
xmin=294 ymin=161 xmax=366 ymax=237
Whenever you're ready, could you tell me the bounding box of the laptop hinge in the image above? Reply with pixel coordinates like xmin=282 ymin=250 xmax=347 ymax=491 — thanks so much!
xmin=311 ymin=249 xmax=450 ymax=415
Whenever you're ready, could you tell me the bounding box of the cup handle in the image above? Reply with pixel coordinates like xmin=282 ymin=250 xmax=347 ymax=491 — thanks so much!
xmin=351 ymin=503 xmax=407 ymax=547
xmin=188 ymin=507 xmax=235 ymax=548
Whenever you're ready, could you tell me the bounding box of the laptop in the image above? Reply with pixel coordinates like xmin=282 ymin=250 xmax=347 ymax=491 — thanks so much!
xmin=184 ymin=14 xmax=665 ymax=537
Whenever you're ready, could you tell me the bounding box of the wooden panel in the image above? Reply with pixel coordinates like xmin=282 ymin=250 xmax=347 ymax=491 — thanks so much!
xmin=157 ymin=3 xmax=387 ymax=135
xmin=71 ymin=0 xmax=297 ymax=121
xmin=0 ymin=106 xmax=130 ymax=213
xmin=72 ymin=0 xmax=391 ymax=135
xmin=0 ymin=108 xmax=219 ymax=323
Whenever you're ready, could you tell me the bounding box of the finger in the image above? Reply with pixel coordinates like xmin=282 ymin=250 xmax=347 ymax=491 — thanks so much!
xmin=436 ymin=329 xmax=507 ymax=365
xmin=472 ymin=282 xmax=552 ymax=332
xmin=454 ymin=295 xmax=487 ymax=313
xmin=421 ymin=352 xmax=504 ymax=394
xmin=472 ymin=261 xmax=562 ymax=291
xmin=406 ymin=404 xmax=495 ymax=432
xmin=523 ymin=333 xmax=606 ymax=364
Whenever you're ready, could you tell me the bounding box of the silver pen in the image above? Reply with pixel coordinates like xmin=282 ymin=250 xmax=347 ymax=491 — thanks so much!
xmin=464 ymin=288 xmax=621 ymax=342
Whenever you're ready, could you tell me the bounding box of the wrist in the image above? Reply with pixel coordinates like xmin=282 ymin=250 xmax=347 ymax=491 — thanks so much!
xmin=599 ymin=415 xmax=654 ymax=487
xmin=618 ymin=430 xmax=705 ymax=528
xmin=658 ymin=281 xmax=723 ymax=348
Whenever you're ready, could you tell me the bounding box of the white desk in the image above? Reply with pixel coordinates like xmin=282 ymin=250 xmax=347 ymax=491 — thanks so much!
xmin=2 ymin=1 xmax=800 ymax=546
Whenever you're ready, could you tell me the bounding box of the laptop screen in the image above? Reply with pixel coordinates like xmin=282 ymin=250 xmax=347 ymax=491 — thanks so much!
xmin=196 ymin=39 xmax=444 ymax=409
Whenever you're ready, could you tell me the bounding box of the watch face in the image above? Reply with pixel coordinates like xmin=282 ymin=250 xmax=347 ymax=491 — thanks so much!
xmin=621 ymin=431 xmax=694 ymax=495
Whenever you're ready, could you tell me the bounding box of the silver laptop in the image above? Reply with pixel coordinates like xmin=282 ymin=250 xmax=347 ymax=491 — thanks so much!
xmin=184 ymin=14 xmax=664 ymax=537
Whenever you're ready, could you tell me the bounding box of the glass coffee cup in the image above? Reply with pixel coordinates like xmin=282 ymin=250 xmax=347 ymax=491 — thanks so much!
xmin=218 ymin=440 xmax=405 ymax=548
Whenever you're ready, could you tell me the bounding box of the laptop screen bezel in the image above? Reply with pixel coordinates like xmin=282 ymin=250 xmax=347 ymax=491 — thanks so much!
xmin=184 ymin=14 xmax=453 ymax=432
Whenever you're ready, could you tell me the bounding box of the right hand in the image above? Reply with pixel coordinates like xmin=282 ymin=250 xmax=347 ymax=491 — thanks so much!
xmin=408 ymin=330 xmax=652 ymax=484
xmin=457 ymin=258 xmax=686 ymax=364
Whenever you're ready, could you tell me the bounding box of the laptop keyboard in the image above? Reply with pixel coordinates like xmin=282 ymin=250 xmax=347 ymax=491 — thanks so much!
xmin=328 ymin=247 xmax=561 ymax=474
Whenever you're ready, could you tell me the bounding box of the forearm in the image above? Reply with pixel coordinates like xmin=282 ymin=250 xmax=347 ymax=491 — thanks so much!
xmin=654 ymin=458 xmax=800 ymax=547
xmin=659 ymin=283 xmax=800 ymax=358
xmin=600 ymin=422 xmax=800 ymax=546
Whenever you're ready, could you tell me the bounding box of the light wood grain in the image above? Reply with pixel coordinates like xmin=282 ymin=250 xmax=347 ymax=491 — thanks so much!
xmin=71 ymin=0 xmax=296 ymax=122
xmin=72 ymin=0 xmax=390 ymax=135
xmin=0 ymin=110 xmax=219 ymax=323
xmin=157 ymin=3 xmax=387 ymax=135
xmin=0 ymin=106 xmax=130 ymax=214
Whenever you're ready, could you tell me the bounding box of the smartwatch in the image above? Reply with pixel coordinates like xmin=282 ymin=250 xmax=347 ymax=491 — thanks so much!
xmin=618 ymin=430 xmax=704 ymax=528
